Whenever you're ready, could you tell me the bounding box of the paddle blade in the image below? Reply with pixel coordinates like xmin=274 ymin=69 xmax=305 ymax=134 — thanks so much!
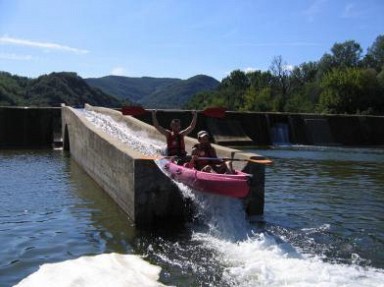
xmin=249 ymin=158 xmax=273 ymax=165
xmin=121 ymin=106 xmax=147 ymax=116
xmin=201 ymin=107 xmax=226 ymax=118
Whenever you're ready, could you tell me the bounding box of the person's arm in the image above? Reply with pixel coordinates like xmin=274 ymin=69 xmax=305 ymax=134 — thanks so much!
xmin=152 ymin=110 xmax=169 ymax=136
xmin=188 ymin=146 xmax=199 ymax=167
xmin=180 ymin=110 xmax=197 ymax=136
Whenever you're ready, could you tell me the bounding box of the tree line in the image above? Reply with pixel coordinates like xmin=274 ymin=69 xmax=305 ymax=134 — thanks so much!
xmin=186 ymin=35 xmax=384 ymax=115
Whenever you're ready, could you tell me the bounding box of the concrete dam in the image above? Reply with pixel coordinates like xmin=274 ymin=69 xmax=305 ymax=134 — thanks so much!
xmin=1 ymin=105 xmax=384 ymax=227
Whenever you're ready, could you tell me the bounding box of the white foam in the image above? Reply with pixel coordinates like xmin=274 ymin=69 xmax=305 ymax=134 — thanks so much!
xmin=15 ymin=253 xmax=169 ymax=287
xmin=81 ymin=110 xmax=164 ymax=156
xmin=191 ymin=196 xmax=384 ymax=287
xmin=201 ymin=233 xmax=383 ymax=286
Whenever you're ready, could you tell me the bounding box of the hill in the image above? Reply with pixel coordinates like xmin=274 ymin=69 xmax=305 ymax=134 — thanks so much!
xmin=85 ymin=74 xmax=220 ymax=108
xmin=0 ymin=72 xmax=123 ymax=107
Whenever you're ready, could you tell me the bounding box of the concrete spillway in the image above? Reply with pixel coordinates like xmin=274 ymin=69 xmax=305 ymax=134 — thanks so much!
xmin=61 ymin=104 xmax=266 ymax=227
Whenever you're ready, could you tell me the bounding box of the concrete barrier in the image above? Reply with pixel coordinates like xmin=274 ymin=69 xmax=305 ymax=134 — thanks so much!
xmin=134 ymin=110 xmax=384 ymax=147
xmin=62 ymin=105 xmax=191 ymax=226
xmin=0 ymin=106 xmax=61 ymax=148
xmin=61 ymin=104 xmax=266 ymax=226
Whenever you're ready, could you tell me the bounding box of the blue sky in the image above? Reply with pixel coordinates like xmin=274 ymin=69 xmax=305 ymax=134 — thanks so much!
xmin=0 ymin=0 xmax=383 ymax=81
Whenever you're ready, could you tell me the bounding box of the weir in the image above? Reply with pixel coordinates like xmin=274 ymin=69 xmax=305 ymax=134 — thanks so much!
xmin=61 ymin=104 xmax=266 ymax=227
xmin=3 ymin=106 xmax=384 ymax=227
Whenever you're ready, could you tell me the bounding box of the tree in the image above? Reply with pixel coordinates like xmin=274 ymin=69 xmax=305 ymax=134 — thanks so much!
xmin=318 ymin=67 xmax=381 ymax=114
xmin=219 ymin=70 xmax=250 ymax=109
xmin=318 ymin=41 xmax=363 ymax=77
xmin=270 ymin=55 xmax=292 ymax=110
xmin=331 ymin=40 xmax=362 ymax=68
xmin=291 ymin=62 xmax=318 ymax=84
xmin=247 ymin=70 xmax=273 ymax=90
xmin=364 ymin=34 xmax=384 ymax=72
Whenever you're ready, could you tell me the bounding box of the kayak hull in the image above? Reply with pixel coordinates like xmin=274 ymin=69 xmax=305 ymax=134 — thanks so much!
xmin=160 ymin=159 xmax=251 ymax=198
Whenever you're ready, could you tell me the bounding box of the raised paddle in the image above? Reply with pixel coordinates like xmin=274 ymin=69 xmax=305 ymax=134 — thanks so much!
xmin=121 ymin=106 xmax=226 ymax=118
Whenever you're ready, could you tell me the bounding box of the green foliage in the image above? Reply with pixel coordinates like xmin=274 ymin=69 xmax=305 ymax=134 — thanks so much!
xmin=185 ymin=34 xmax=384 ymax=115
xmin=0 ymin=72 xmax=123 ymax=107
xmin=142 ymin=75 xmax=219 ymax=108
xmin=365 ymin=35 xmax=384 ymax=72
xmin=242 ymin=87 xmax=273 ymax=112
xmin=318 ymin=68 xmax=381 ymax=114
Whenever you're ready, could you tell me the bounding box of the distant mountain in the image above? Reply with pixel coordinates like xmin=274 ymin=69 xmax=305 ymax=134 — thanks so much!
xmin=85 ymin=74 xmax=220 ymax=108
xmin=0 ymin=71 xmax=219 ymax=108
xmin=0 ymin=72 xmax=123 ymax=107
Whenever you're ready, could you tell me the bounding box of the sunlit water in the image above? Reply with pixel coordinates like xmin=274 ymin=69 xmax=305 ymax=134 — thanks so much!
xmin=1 ymin=110 xmax=384 ymax=286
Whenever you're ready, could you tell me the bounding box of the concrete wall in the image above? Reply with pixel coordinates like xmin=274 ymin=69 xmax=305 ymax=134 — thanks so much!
xmin=2 ymin=106 xmax=383 ymax=149
xmin=134 ymin=110 xmax=384 ymax=146
xmin=62 ymin=105 xmax=194 ymax=227
xmin=0 ymin=106 xmax=61 ymax=148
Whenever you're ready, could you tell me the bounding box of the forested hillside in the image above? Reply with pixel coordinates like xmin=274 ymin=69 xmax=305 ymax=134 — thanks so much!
xmin=0 ymin=72 xmax=123 ymax=107
xmin=140 ymin=75 xmax=220 ymax=108
xmin=186 ymin=35 xmax=384 ymax=115
xmin=85 ymin=74 xmax=219 ymax=108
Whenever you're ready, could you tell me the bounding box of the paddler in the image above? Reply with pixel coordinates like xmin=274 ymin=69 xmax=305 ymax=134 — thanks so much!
xmin=187 ymin=130 xmax=233 ymax=174
xmin=152 ymin=110 xmax=197 ymax=162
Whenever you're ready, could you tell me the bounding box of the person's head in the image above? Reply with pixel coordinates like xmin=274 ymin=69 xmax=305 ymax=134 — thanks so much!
xmin=197 ymin=130 xmax=210 ymax=144
xmin=170 ymin=119 xmax=181 ymax=132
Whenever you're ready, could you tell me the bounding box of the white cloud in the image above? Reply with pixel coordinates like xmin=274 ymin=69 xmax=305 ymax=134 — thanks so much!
xmin=0 ymin=35 xmax=89 ymax=54
xmin=0 ymin=53 xmax=33 ymax=61
xmin=341 ymin=3 xmax=362 ymax=18
xmin=243 ymin=67 xmax=258 ymax=73
xmin=284 ymin=64 xmax=295 ymax=71
xmin=110 ymin=67 xmax=127 ymax=76
xmin=303 ymin=0 xmax=328 ymax=22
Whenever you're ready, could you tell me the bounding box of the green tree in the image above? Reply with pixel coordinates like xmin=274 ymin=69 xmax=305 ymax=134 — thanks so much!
xmin=318 ymin=40 xmax=363 ymax=78
xmin=219 ymin=69 xmax=250 ymax=109
xmin=270 ymin=55 xmax=292 ymax=110
xmin=242 ymin=87 xmax=273 ymax=112
xmin=318 ymin=67 xmax=380 ymax=114
xmin=364 ymin=35 xmax=384 ymax=72
xmin=331 ymin=40 xmax=362 ymax=68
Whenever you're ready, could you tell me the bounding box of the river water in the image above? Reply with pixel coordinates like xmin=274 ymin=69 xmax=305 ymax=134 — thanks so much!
xmin=1 ymin=110 xmax=384 ymax=286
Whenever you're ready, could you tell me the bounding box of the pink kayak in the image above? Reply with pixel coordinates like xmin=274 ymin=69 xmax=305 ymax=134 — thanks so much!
xmin=158 ymin=158 xmax=251 ymax=198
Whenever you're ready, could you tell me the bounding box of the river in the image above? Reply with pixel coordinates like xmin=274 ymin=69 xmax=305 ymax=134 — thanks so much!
xmin=1 ymin=111 xmax=384 ymax=286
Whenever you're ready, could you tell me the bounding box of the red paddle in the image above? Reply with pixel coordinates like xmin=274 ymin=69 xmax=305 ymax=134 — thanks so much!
xmin=121 ymin=106 xmax=226 ymax=118
xmin=121 ymin=106 xmax=147 ymax=116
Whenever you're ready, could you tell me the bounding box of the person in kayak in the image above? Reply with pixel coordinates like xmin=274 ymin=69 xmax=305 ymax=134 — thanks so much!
xmin=187 ymin=130 xmax=233 ymax=174
xmin=152 ymin=110 xmax=197 ymax=160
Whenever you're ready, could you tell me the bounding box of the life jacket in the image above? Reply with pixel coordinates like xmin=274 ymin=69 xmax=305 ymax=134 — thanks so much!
xmin=192 ymin=143 xmax=216 ymax=170
xmin=166 ymin=132 xmax=186 ymax=157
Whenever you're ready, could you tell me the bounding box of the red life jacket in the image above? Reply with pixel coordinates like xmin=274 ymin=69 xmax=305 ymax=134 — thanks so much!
xmin=192 ymin=143 xmax=216 ymax=170
xmin=166 ymin=133 xmax=186 ymax=157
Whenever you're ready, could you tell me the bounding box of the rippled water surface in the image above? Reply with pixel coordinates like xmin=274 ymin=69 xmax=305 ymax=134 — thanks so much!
xmin=0 ymin=150 xmax=135 ymax=286
xmin=254 ymin=146 xmax=384 ymax=268
xmin=1 ymin=111 xmax=384 ymax=286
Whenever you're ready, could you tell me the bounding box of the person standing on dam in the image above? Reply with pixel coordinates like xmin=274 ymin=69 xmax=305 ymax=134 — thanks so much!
xmin=152 ymin=110 xmax=197 ymax=160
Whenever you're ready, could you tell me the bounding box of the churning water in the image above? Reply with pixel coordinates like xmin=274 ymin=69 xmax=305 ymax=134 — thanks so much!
xmin=1 ymin=109 xmax=383 ymax=286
